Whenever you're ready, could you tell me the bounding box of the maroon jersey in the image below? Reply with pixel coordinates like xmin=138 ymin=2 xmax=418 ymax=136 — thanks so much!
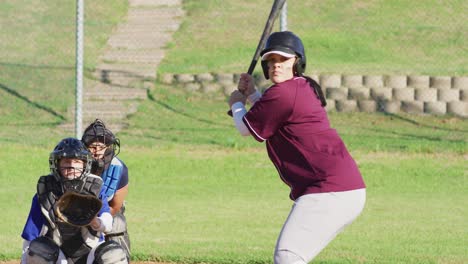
xmin=243 ymin=77 xmax=365 ymax=200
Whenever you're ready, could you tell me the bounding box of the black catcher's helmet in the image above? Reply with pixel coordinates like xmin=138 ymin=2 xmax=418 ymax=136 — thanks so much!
xmin=82 ymin=119 xmax=120 ymax=155
xmin=82 ymin=119 xmax=118 ymax=148
xmin=260 ymin=31 xmax=306 ymax=79
xmin=81 ymin=119 xmax=120 ymax=174
xmin=49 ymin=137 xmax=93 ymax=191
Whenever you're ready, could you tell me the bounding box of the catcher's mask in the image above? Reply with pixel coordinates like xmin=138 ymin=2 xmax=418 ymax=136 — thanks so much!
xmin=49 ymin=138 xmax=93 ymax=192
xmin=81 ymin=119 xmax=120 ymax=172
xmin=260 ymin=31 xmax=306 ymax=79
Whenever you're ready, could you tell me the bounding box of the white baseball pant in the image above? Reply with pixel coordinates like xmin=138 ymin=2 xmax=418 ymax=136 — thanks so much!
xmin=274 ymin=188 xmax=366 ymax=264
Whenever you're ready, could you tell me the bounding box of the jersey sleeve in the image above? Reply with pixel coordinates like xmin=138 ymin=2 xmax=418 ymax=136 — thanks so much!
xmin=243 ymin=84 xmax=294 ymax=142
xmin=21 ymin=195 xmax=44 ymax=241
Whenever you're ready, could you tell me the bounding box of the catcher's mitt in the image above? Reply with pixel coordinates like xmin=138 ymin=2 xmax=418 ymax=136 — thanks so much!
xmin=54 ymin=191 xmax=102 ymax=226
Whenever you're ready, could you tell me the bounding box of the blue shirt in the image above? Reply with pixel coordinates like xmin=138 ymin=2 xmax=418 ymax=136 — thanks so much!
xmin=21 ymin=189 xmax=110 ymax=241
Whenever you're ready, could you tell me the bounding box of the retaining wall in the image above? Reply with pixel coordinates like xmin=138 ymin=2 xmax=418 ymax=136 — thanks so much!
xmin=159 ymin=73 xmax=468 ymax=117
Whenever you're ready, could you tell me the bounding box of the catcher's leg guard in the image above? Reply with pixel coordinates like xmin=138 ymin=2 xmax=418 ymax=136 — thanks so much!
xmin=93 ymin=241 xmax=128 ymax=264
xmin=105 ymin=212 xmax=130 ymax=258
xmin=25 ymin=237 xmax=60 ymax=264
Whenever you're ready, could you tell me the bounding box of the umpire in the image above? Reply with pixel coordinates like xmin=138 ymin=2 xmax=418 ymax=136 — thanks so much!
xmin=81 ymin=119 xmax=131 ymax=258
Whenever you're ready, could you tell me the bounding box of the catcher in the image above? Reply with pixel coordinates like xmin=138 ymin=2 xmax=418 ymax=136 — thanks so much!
xmin=21 ymin=138 xmax=128 ymax=264
xmin=81 ymin=119 xmax=130 ymax=258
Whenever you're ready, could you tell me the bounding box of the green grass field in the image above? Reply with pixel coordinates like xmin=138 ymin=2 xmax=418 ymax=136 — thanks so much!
xmin=1 ymin=85 xmax=466 ymax=263
xmin=159 ymin=0 xmax=467 ymax=76
xmin=1 ymin=0 xmax=467 ymax=263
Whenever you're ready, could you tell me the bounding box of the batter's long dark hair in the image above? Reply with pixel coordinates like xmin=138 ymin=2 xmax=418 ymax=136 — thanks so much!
xmin=302 ymin=75 xmax=327 ymax=107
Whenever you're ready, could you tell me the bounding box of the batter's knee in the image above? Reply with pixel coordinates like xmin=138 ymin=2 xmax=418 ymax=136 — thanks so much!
xmin=274 ymin=249 xmax=307 ymax=264
xmin=93 ymin=241 xmax=128 ymax=264
xmin=25 ymin=237 xmax=60 ymax=264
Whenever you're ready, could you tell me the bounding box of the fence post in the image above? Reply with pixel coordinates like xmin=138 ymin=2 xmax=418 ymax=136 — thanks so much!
xmin=75 ymin=0 xmax=84 ymax=139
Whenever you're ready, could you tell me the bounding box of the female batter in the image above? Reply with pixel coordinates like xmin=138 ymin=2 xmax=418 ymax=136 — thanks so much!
xmin=228 ymin=31 xmax=366 ymax=264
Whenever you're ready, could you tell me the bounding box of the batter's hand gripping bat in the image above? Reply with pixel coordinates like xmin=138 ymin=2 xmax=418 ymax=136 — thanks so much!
xmin=227 ymin=0 xmax=287 ymax=116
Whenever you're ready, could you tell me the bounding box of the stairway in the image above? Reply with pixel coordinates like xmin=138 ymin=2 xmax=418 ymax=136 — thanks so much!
xmin=59 ymin=0 xmax=184 ymax=134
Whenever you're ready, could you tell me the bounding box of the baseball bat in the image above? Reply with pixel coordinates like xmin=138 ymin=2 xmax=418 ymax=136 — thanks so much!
xmin=228 ymin=0 xmax=287 ymax=116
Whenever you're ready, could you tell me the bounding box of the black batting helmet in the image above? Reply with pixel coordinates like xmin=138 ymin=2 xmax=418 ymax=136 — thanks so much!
xmin=260 ymin=31 xmax=306 ymax=79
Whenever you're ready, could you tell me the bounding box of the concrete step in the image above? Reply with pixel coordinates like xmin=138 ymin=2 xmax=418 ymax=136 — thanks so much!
xmin=110 ymin=28 xmax=174 ymax=39
xmin=107 ymin=36 xmax=172 ymax=50
xmin=85 ymin=86 xmax=147 ymax=100
xmin=69 ymin=102 xmax=139 ymax=119
xmin=91 ymin=63 xmax=157 ymax=86
xmin=127 ymin=8 xmax=184 ymax=20
xmin=94 ymin=63 xmax=157 ymax=78
xmin=69 ymin=110 xmax=132 ymax=120
xmin=81 ymin=101 xmax=138 ymax=110
xmin=107 ymin=33 xmax=172 ymax=43
xmin=101 ymin=50 xmax=165 ymax=64
xmin=92 ymin=66 xmax=155 ymax=86
xmin=130 ymin=0 xmax=182 ymax=7
xmin=92 ymin=72 xmax=153 ymax=87
xmin=58 ymin=121 xmax=128 ymax=135
xmin=107 ymin=40 xmax=167 ymax=50
xmin=113 ymin=24 xmax=180 ymax=33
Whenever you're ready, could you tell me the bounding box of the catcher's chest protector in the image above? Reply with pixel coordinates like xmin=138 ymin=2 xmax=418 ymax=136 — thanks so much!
xmin=36 ymin=175 xmax=103 ymax=255
xmin=101 ymin=159 xmax=123 ymax=201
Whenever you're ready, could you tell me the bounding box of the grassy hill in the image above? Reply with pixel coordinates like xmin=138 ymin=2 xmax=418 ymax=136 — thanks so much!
xmin=159 ymin=0 xmax=467 ymax=76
